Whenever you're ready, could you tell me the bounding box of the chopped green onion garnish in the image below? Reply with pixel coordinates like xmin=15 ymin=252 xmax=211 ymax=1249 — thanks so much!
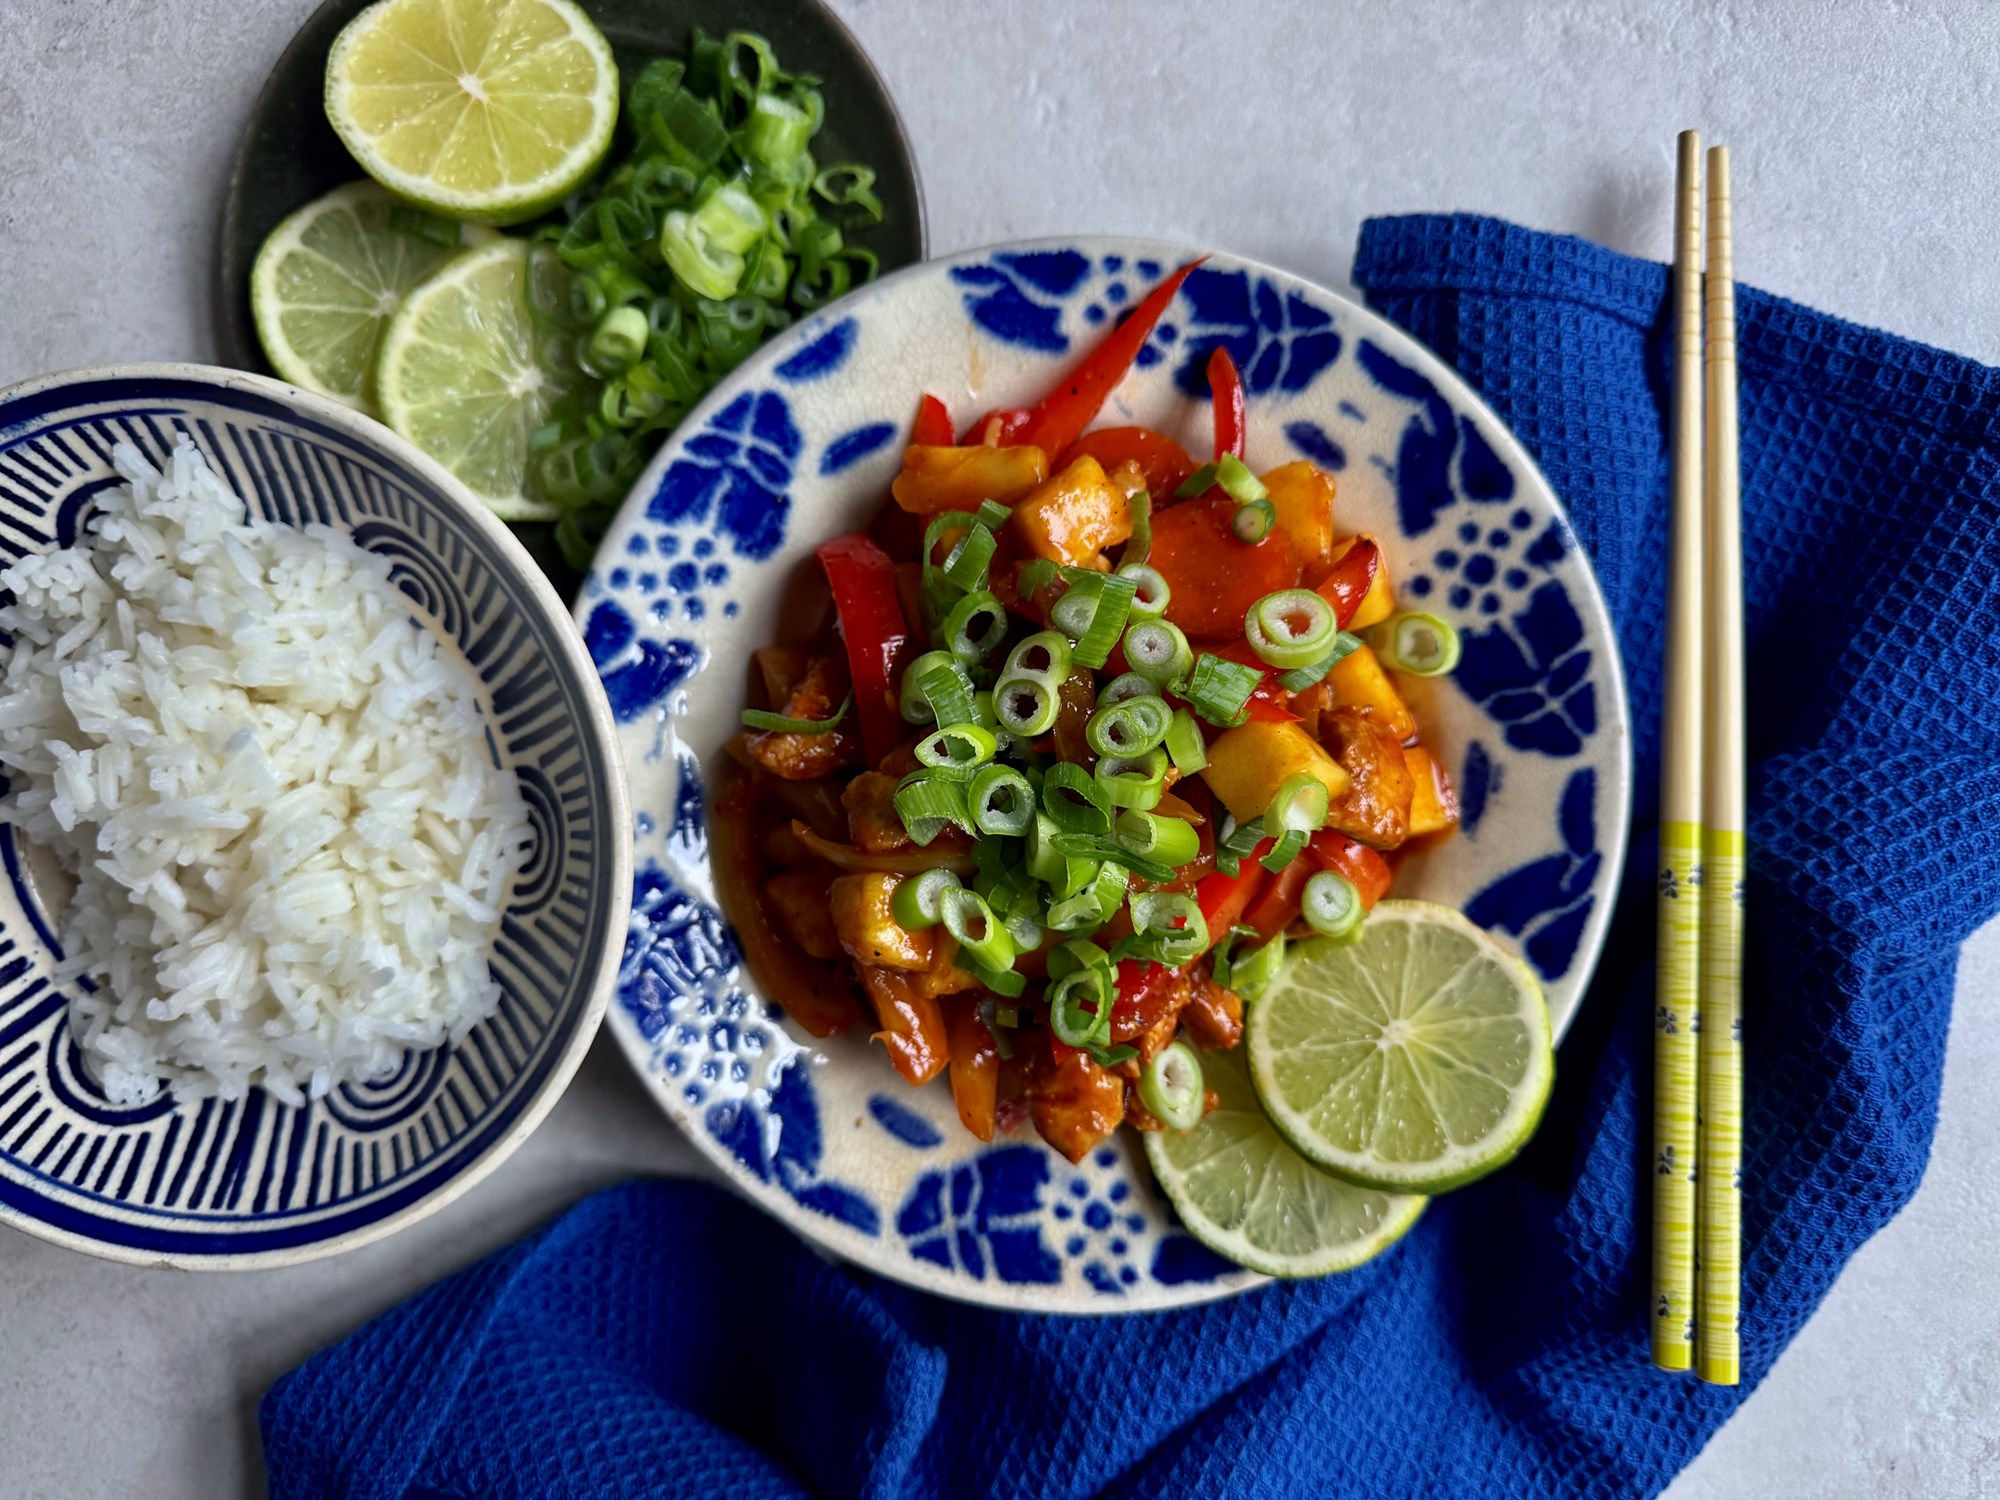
xmin=964 ymin=955 xmax=1027 ymax=998
xmin=940 ymin=589 xmax=1008 ymax=663
xmin=1301 ymin=871 xmax=1366 ymax=944
xmin=588 ymin=305 xmax=651 ymax=370
xmin=1129 ymin=891 xmax=1209 ymax=964
xmin=890 ymin=867 xmax=961 ymax=930
xmin=942 ymin=524 xmax=998 ymax=592
xmin=916 ymin=655 xmax=976 ymax=730
xmin=1177 ymin=653 xmax=1261 ymax=726
xmin=1230 ymin=497 xmax=1278 ymax=544
xmin=1046 ymin=938 xmax=1109 ymax=982
xmin=1215 ymin=454 xmax=1269 ymax=504
xmin=1227 ymin=929 xmax=1287 ymax=998
xmin=1118 ymin=563 xmax=1170 ymax=621
xmin=1041 ymin=761 xmax=1113 ymax=835
xmin=1114 ymin=809 xmax=1201 ymax=867
xmin=1094 ymin=747 xmax=1169 ymax=811
xmin=917 ymin=722 xmax=998 ymax=772
xmin=900 ymin=648 xmax=959 ymax=723
xmin=1051 ymin=569 xmax=1139 ymax=670
xmin=1084 ymin=695 xmax=1172 ymax=758
xmin=1003 ymin=911 xmax=1043 ymax=953
xmin=1176 ymin=462 xmax=1218 ymax=498
xmin=1058 ymin=854 xmax=1101 ymax=900
xmin=940 ymin=886 xmax=1016 ymax=971
xmin=1138 ymin=1040 xmax=1205 ymax=1130
xmin=1124 ymin=490 xmax=1153 ymax=566
xmin=1047 ymin=862 xmax=1131 ymax=933
xmin=967 ymin=763 xmax=1035 ymax=836
xmin=1048 ymin=831 xmax=1177 ymax=885
xmin=1370 ymin=611 xmax=1464 ymax=676
xmin=1259 ymin=827 xmax=1308 ymax=872
xmin=894 ymin=771 xmax=972 ymax=844
xmin=1025 ymin=812 xmax=1066 ymax=884
xmin=1163 ymin=707 xmax=1208 ymax=774
xmin=1004 ymin=630 xmax=1074 ymax=687
xmin=974 ymin=499 xmax=1011 ymax=531
xmin=740 ymin=691 xmax=852 ymax=734
xmin=1123 ymin=620 xmax=1194 ymax=685
xmin=1266 ymin=771 xmax=1331 ymax=834
xmin=1047 ymin=965 xmax=1114 ymax=1045
xmin=1016 ymin=558 xmax=1060 ymax=598
xmin=1276 ymin=632 xmax=1363 ymax=692
xmin=1246 ymin=589 xmax=1340 ymax=670
xmin=1099 ymin=672 xmax=1157 ymax=706
xmin=993 ymin=674 xmax=1058 ymax=736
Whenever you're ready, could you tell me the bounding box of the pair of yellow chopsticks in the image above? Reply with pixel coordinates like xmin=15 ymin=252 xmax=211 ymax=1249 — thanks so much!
xmin=1651 ymin=130 xmax=1745 ymax=1386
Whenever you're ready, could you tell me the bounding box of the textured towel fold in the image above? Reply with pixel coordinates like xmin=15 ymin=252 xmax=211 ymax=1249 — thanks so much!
xmin=262 ymin=214 xmax=2000 ymax=1500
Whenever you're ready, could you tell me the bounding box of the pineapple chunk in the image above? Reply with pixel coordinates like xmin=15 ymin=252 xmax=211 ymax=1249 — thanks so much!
xmin=1262 ymin=461 xmax=1338 ymax=578
xmin=891 ymin=444 xmax=1048 ymax=515
xmin=1199 ymin=720 xmax=1353 ymax=825
xmin=1011 ymin=454 xmax=1133 ymax=568
xmin=830 ymin=873 xmax=935 ymax=971
xmin=1326 ymin=644 xmax=1416 ymax=742
xmin=1327 ymin=534 xmax=1396 ymax=629
xmin=1404 ymin=744 xmax=1460 ymax=837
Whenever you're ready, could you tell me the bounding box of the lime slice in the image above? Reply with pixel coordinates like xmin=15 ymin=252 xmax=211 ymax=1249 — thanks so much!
xmin=1143 ymin=1041 xmax=1426 ymax=1279
xmin=250 ymin=182 xmax=493 ymax=415
xmin=1248 ymin=900 xmax=1554 ymax=1194
xmin=375 ymin=238 xmax=566 ymax=519
xmin=325 ymin=0 xmax=618 ymax=226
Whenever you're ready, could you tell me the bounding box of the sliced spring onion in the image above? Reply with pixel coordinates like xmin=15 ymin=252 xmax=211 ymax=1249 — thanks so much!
xmin=1176 ymin=462 xmax=1218 ymax=498
xmin=964 ymin=955 xmax=1028 ymax=998
xmin=1215 ymin=453 xmax=1269 ymax=504
xmin=1130 ymin=891 xmax=1209 ymax=954
xmin=1125 ymin=490 xmax=1153 ymax=566
xmin=1301 ymin=870 xmax=1366 ymax=943
xmin=1163 ymin=707 xmax=1208 ymax=774
xmin=1246 ymin=589 xmax=1340 ymax=670
xmin=900 ymin=649 xmax=959 ymax=723
xmin=1045 ymin=937 xmax=1110 ymax=982
xmin=1095 ymin=747 xmax=1169 ymax=811
xmin=588 ymin=305 xmax=651 ymax=369
xmin=1276 ymin=631 xmax=1363 ymax=692
xmin=1047 ymin=861 xmax=1131 ymax=933
xmin=1058 ymin=854 xmax=1101 ymax=900
xmin=942 ymin=524 xmax=998 ymax=593
xmin=1025 ymin=812 xmax=1065 ymax=884
xmin=1041 ymin=760 xmax=1113 ymax=835
xmin=1228 ymin=929 xmax=1287 ymax=998
xmin=939 ymin=886 xmax=1016 ymax=971
xmin=1003 ymin=911 xmax=1043 ymax=953
xmin=1114 ymin=808 xmax=1201 ymax=867
xmin=940 ymin=590 xmax=1008 ymax=663
xmin=967 ymin=763 xmax=1035 ymax=836
xmin=921 ymin=511 xmax=976 ymax=619
xmin=1230 ymin=497 xmax=1278 ymax=544
xmin=1047 ymin=831 xmax=1177 ymax=885
xmin=1051 ymin=569 xmax=1139 ymax=670
xmin=1177 ymin=653 xmax=1261 ymax=726
xmin=1267 ymin=771 xmax=1331 ymax=834
xmin=1004 ymin=630 xmax=1074 ymax=686
xmin=1084 ymin=695 xmax=1172 ymax=758
xmin=917 ymin=722 xmax=998 ymax=772
xmin=890 ymin=867 xmax=961 ymax=930
xmin=893 ymin=771 xmax=972 ymax=844
xmin=1259 ymin=827 xmax=1308 ymax=872
xmin=1016 ymin=558 xmax=1060 ymax=598
xmin=1124 ymin=620 xmax=1194 ymax=685
xmin=1370 ymin=611 xmax=1464 ymax=676
xmin=1138 ymin=1040 xmax=1205 ymax=1130
xmin=992 ymin=674 xmax=1058 ymax=736
xmin=741 ymin=690 xmax=852 ymax=734
xmin=1118 ymin=563 xmax=1171 ymax=620
xmin=1099 ymin=672 xmax=1158 ymax=706
xmin=915 ymin=654 xmax=976 ymax=730
xmin=1047 ymin=965 xmax=1114 ymax=1046
xmin=1212 ymin=812 xmax=1264 ymax=876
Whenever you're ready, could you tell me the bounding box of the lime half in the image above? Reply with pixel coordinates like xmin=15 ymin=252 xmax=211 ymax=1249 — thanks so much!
xmin=375 ymin=238 xmax=566 ymax=519
xmin=1144 ymin=1042 xmax=1426 ymax=1279
xmin=251 ymin=182 xmax=491 ymax=415
xmin=1248 ymin=900 xmax=1553 ymax=1194
xmin=325 ymin=0 xmax=618 ymax=225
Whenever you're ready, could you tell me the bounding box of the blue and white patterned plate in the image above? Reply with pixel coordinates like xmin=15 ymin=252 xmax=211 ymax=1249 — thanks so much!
xmin=583 ymin=239 xmax=1631 ymax=1313
xmin=0 ymin=365 xmax=628 ymax=1268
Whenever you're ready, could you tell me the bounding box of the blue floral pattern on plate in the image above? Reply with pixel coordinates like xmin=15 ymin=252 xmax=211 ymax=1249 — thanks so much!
xmin=584 ymin=239 xmax=1631 ymax=1314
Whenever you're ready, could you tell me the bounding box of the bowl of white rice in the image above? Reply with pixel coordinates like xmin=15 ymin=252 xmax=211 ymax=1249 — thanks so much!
xmin=0 ymin=364 xmax=628 ymax=1267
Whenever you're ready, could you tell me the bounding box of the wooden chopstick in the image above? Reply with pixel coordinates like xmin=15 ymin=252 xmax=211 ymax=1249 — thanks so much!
xmin=1697 ymin=143 xmax=1745 ymax=1388
xmin=1650 ymin=129 xmax=1707 ymax=1374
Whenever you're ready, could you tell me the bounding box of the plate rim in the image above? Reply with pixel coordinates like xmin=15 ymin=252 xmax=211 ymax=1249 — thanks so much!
xmin=586 ymin=235 xmax=1633 ymax=1313
xmin=0 ymin=360 xmax=632 ymax=1270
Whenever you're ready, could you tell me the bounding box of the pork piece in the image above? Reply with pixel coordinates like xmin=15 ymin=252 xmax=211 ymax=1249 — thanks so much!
xmin=830 ymin=873 xmax=935 ymax=970
xmin=1031 ymin=1044 xmax=1126 ymax=1163
xmin=1180 ymin=967 xmax=1244 ymax=1051
xmin=744 ymin=652 xmax=863 ymax=780
xmin=842 ymin=770 xmax=916 ymax=854
xmin=765 ymin=870 xmax=841 ymax=960
xmin=1317 ymin=706 xmax=1416 ymax=850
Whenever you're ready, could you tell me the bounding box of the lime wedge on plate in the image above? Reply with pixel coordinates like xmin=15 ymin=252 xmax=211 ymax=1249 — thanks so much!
xmin=1144 ymin=1042 xmax=1426 ymax=1278
xmin=251 ymin=182 xmax=491 ymax=415
xmin=1247 ymin=900 xmax=1554 ymax=1194
xmin=376 ymin=238 xmax=567 ymax=519
xmin=325 ymin=0 xmax=618 ymax=225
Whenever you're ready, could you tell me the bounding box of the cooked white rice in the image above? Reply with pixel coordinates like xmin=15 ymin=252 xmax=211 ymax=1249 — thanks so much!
xmin=0 ymin=437 xmax=530 ymax=1106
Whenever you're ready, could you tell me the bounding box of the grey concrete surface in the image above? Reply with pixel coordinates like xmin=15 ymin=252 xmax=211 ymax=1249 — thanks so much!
xmin=1 ymin=1 xmax=1997 ymax=1495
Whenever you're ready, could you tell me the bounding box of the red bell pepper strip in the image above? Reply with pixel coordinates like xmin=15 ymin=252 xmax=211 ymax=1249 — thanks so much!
xmin=1057 ymin=426 xmax=1197 ymax=499
xmin=1307 ymin=830 xmax=1396 ymax=908
xmin=1314 ymin=538 xmax=1381 ymax=629
xmin=911 ymin=393 xmax=955 ymax=447
xmin=815 ymin=534 xmax=909 ymax=763
xmin=1015 ymin=258 xmax=1206 ymax=460
xmin=1207 ymin=347 xmax=1246 ymax=460
xmin=960 ymin=408 xmax=1035 ymax=446
xmin=1109 ymin=843 xmax=1270 ymax=1040
xmin=1244 ymin=854 xmax=1313 ymax=941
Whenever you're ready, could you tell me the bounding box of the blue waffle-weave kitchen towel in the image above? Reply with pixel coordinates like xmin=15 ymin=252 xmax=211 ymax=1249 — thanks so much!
xmin=261 ymin=215 xmax=2000 ymax=1500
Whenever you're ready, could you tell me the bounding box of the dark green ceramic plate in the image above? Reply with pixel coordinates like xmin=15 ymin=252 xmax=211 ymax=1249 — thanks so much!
xmin=214 ymin=0 xmax=925 ymax=588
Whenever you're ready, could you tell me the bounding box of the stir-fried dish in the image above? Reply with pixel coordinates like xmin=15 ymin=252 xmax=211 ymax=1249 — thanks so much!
xmin=716 ymin=261 xmax=1463 ymax=1164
